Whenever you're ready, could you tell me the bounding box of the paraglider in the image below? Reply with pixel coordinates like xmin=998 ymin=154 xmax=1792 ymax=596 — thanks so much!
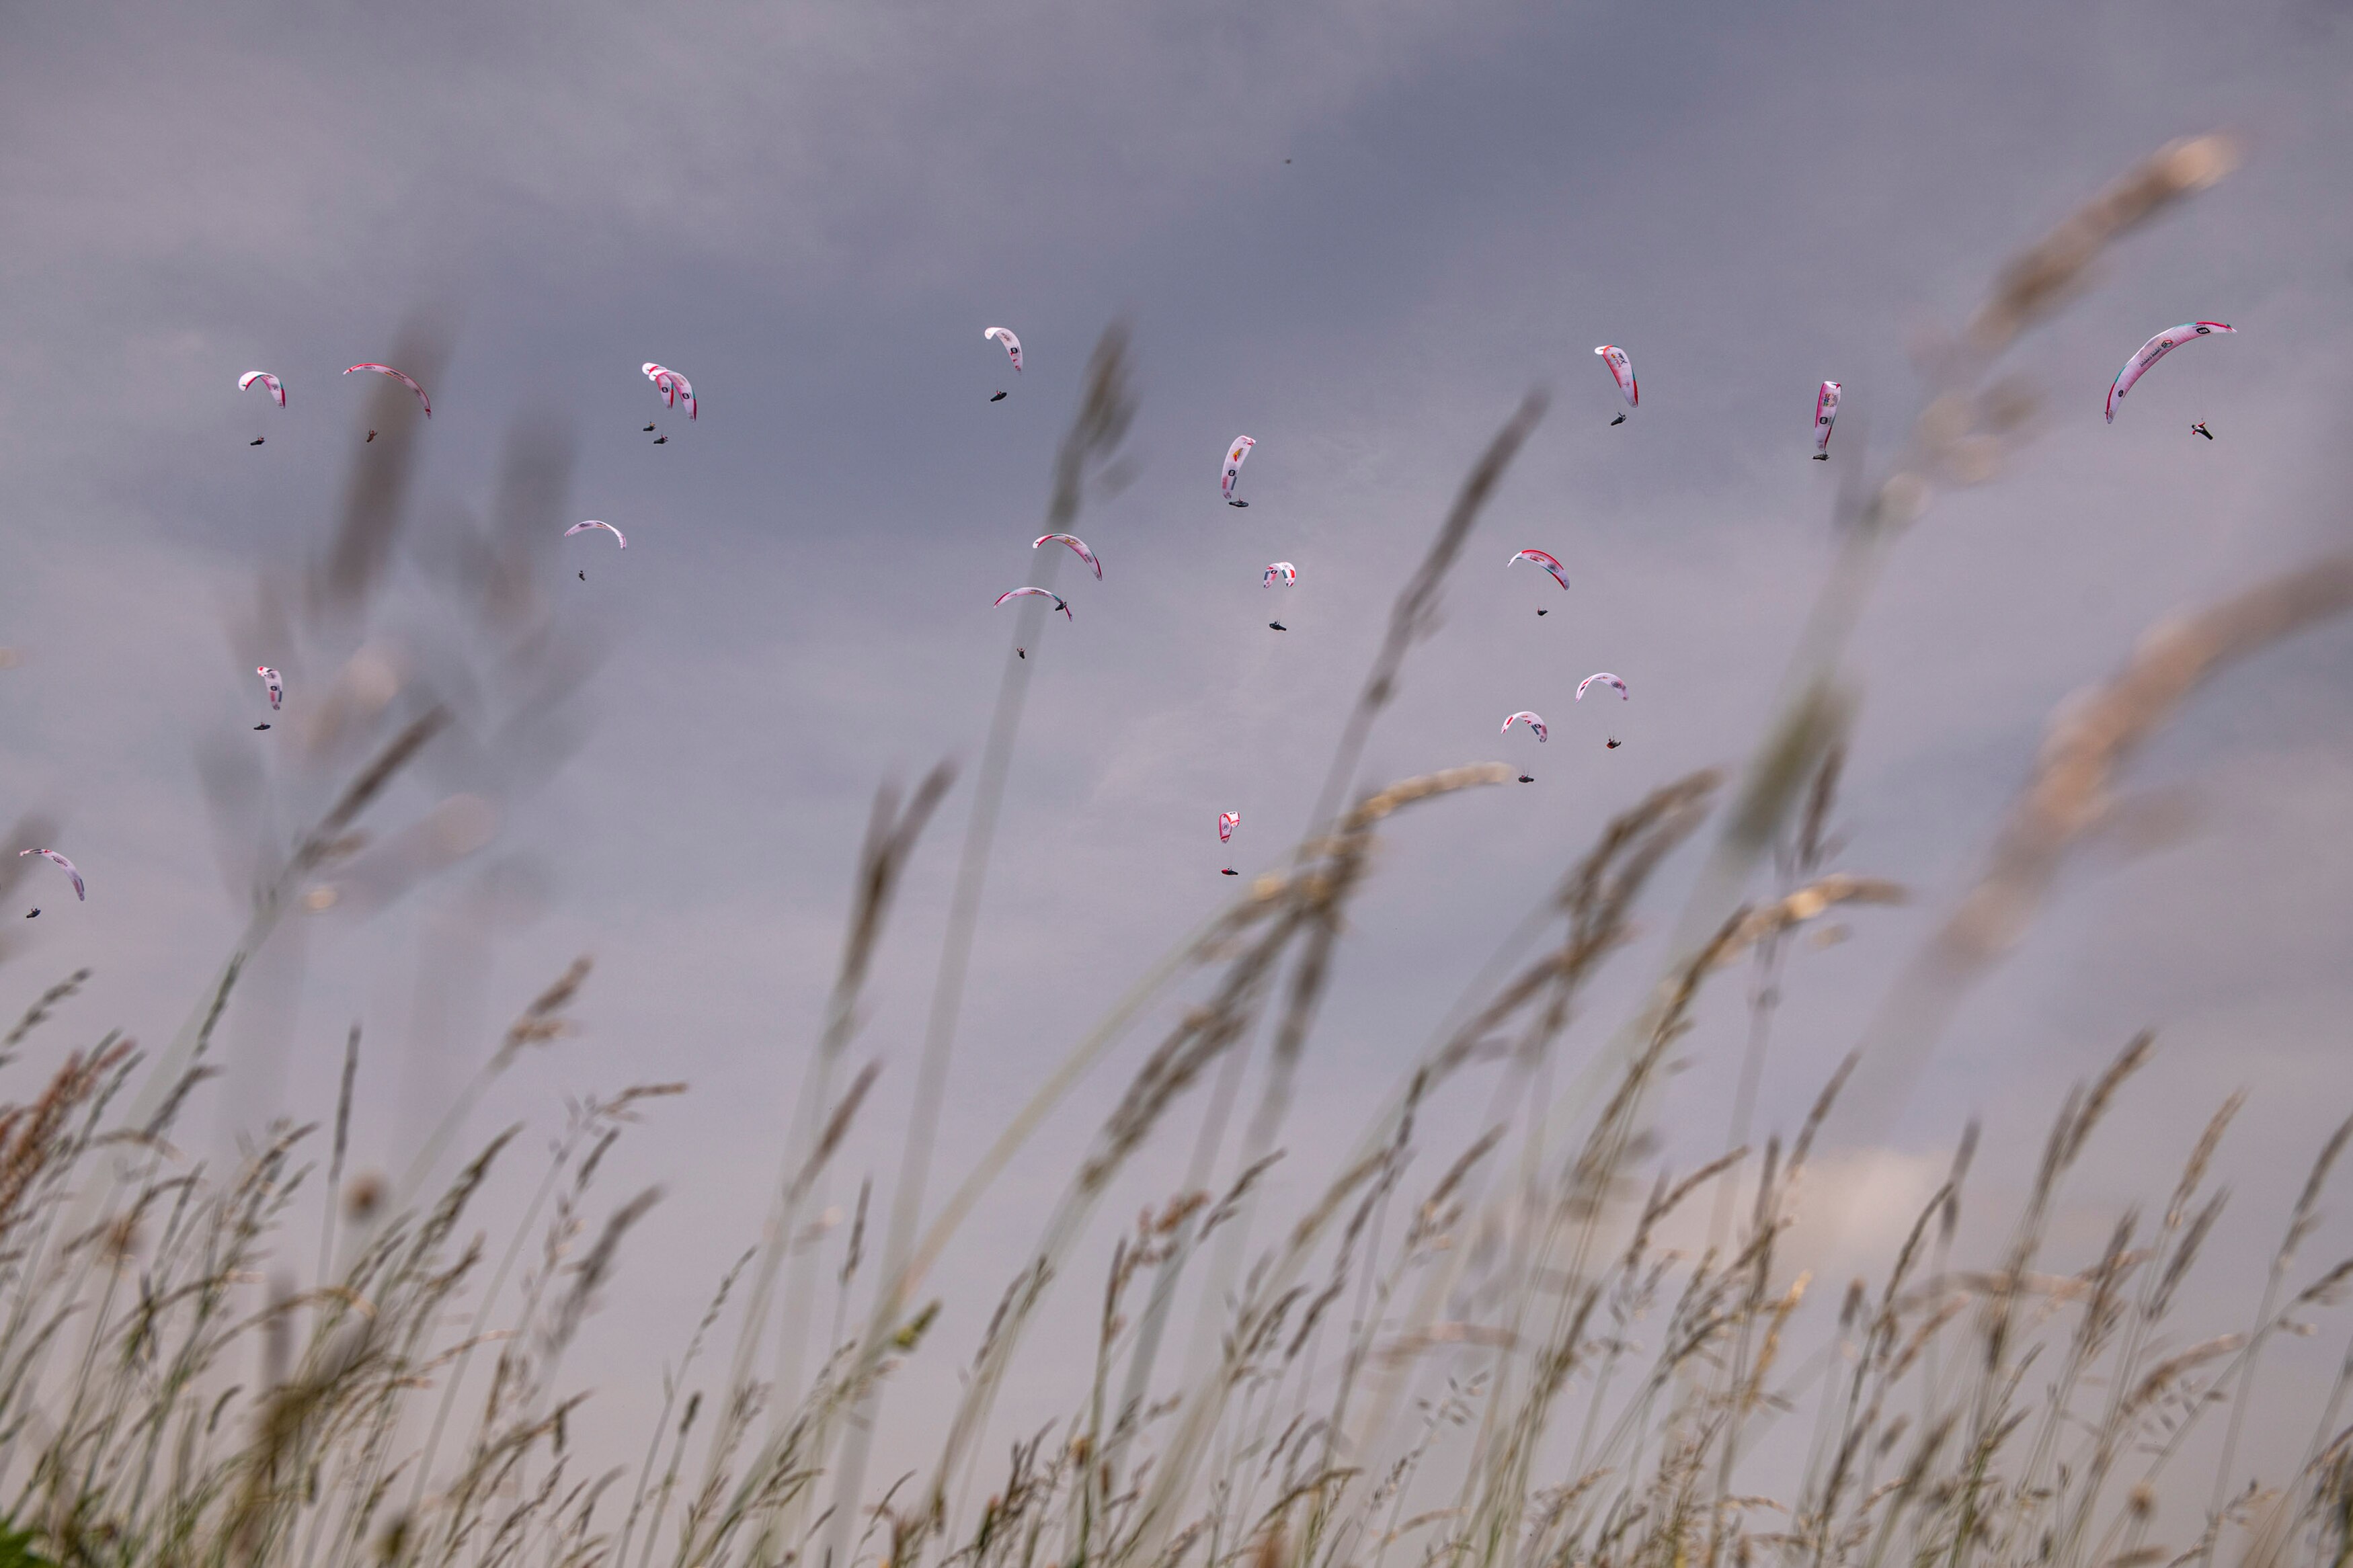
xmin=249 ymin=438 xmax=264 ymax=446
xmin=19 ymin=850 xmax=83 ymax=901
xmin=1606 ymin=739 xmax=1621 ymax=749
xmin=2105 ymin=323 xmax=2233 ymax=423
xmin=2192 ymin=421 xmax=2214 ymax=441
xmin=255 ymin=665 xmax=282 ymax=710
xmin=984 ymin=328 xmax=1023 ymax=373
xmin=1517 ymin=776 xmax=1534 ymax=784
xmin=239 ymin=371 xmax=284 ymax=407
xmin=1268 ymin=622 xmax=1287 ymax=632
xmin=1812 ymin=380 xmax=1841 ymax=458
xmin=1222 ymin=436 xmax=1256 ymax=507
xmin=995 ymin=587 xmax=1071 ymax=620
xmin=1577 ymin=673 xmax=1628 ymax=700
xmin=254 ymin=724 xmax=271 ymax=731
xmin=1508 ymin=549 xmax=1570 ymax=592
xmin=344 ymin=364 xmax=431 ymax=417
xmin=642 ymin=362 xmax=696 ymax=419
xmin=565 ymin=520 xmax=627 ymax=549
xmin=653 ymin=436 xmax=668 ymax=444
xmin=1595 ymin=345 xmax=1637 ymax=419
xmin=1503 ymin=711 xmax=1548 ymax=743
xmin=1264 ymin=562 xmax=1295 ymax=587
xmin=1218 ymin=811 xmax=1239 ymax=843
xmin=990 ymin=391 xmax=1008 ymax=402
xmin=1033 ymin=534 xmax=1102 ymax=579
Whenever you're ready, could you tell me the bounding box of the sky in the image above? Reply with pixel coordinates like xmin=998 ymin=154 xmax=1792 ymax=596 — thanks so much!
xmin=3 ymin=0 xmax=2353 ymax=1528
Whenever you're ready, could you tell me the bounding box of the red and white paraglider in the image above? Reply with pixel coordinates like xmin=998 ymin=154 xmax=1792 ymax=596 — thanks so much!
xmin=1503 ymin=711 xmax=1548 ymax=743
xmin=256 ymin=666 xmax=282 ymax=710
xmin=1812 ymin=381 xmax=1841 ymax=458
xmin=984 ymin=327 xmax=1023 ymax=372
xmin=1595 ymin=345 xmax=1637 ymax=420
xmin=239 ymin=371 xmax=285 ymax=407
xmin=2105 ymin=323 xmax=2233 ymax=423
xmin=1218 ymin=811 xmax=1240 ymax=843
xmin=1508 ymin=549 xmax=1570 ymax=591
xmin=642 ymin=362 xmax=696 ymax=419
xmin=1264 ymin=562 xmax=1295 ymax=587
xmin=19 ymin=850 xmax=83 ymax=901
xmin=565 ymin=520 xmax=627 ymax=549
xmin=1222 ymin=436 xmax=1256 ymax=507
xmin=1577 ymin=673 xmax=1628 ymax=701
xmin=1033 ymin=534 xmax=1101 ymax=579
xmin=995 ymin=587 xmax=1072 ymax=620
xmin=344 ymin=364 xmax=430 ymax=417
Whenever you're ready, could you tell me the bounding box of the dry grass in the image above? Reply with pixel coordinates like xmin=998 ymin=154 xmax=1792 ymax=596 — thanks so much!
xmin=3 ymin=132 xmax=2352 ymax=1568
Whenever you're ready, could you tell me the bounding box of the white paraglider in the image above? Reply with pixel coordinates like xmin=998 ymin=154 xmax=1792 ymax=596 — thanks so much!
xmin=984 ymin=327 xmax=1023 ymax=372
xmin=1503 ymin=711 xmax=1548 ymax=743
xmin=1595 ymin=345 xmax=1638 ymax=410
xmin=1813 ymin=380 xmax=1841 ymax=458
xmin=239 ymin=371 xmax=285 ymax=407
xmin=2106 ymin=323 xmax=2233 ymax=423
xmin=995 ymin=587 xmax=1072 ymax=620
xmin=1264 ymin=562 xmax=1295 ymax=587
xmin=344 ymin=364 xmax=431 ymax=417
xmin=19 ymin=849 xmax=83 ymax=901
xmin=565 ymin=520 xmax=627 ymax=549
xmin=1508 ymin=549 xmax=1570 ymax=591
xmin=1033 ymin=534 xmax=1101 ymax=579
xmin=642 ymin=362 xmax=697 ymax=419
xmin=256 ymin=665 xmax=282 ymax=710
xmin=1577 ymin=673 xmax=1628 ymax=700
xmin=1218 ymin=811 xmax=1239 ymax=843
xmin=1222 ymin=436 xmax=1256 ymax=506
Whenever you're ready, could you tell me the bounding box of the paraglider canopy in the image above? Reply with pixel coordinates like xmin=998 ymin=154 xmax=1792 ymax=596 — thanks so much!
xmin=1218 ymin=811 xmax=1239 ymax=843
xmin=1814 ymin=381 xmax=1841 ymax=456
xmin=642 ymin=362 xmax=697 ymax=419
xmin=19 ymin=850 xmax=83 ymax=901
xmin=1576 ymin=673 xmax=1628 ymax=700
xmin=1033 ymin=534 xmax=1101 ymax=579
xmin=1595 ymin=345 xmax=1638 ymax=409
xmin=565 ymin=520 xmax=628 ymax=549
xmin=984 ymin=327 xmax=1023 ymax=372
xmin=344 ymin=364 xmax=430 ymax=416
xmin=1508 ymin=549 xmax=1570 ymax=591
xmin=1264 ymin=562 xmax=1295 ymax=587
xmin=1503 ymin=711 xmax=1548 ymax=743
xmin=256 ymin=666 xmax=282 ymax=710
xmin=995 ymin=587 xmax=1071 ymax=620
xmin=1222 ymin=436 xmax=1256 ymax=504
xmin=2106 ymin=323 xmax=2233 ymax=423
xmin=239 ymin=371 xmax=285 ymax=407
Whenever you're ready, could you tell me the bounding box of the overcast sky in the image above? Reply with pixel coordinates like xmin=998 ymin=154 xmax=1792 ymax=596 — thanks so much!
xmin=4 ymin=0 xmax=2353 ymax=1510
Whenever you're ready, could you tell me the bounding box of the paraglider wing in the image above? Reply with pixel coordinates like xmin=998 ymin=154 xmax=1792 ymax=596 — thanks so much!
xmin=565 ymin=520 xmax=628 ymax=549
xmin=1503 ymin=711 xmax=1548 ymax=743
xmin=1576 ymin=673 xmax=1628 ymax=700
xmin=238 ymin=371 xmax=285 ymax=407
xmin=984 ymin=327 xmax=1023 ymax=372
xmin=256 ymin=665 xmax=282 ymax=710
xmin=1218 ymin=811 xmax=1239 ymax=843
xmin=1033 ymin=534 xmax=1101 ymax=579
xmin=641 ymin=362 xmax=698 ymax=419
xmin=1814 ymin=380 xmax=1841 ymax=454
xmin=344 ymin=364 xmax=430 ymax=417
xmin=2105 ymin=323 xmax=2233 ymax=423
xmin=1595 ymin=345 xmax=1638 ymax=409
xmin=1507 ymin=549 xmax=1570 ymax=591
xmin=1222 ymin=436 xmax=1256 ymax=503
xmin=994 ymin=587 xmax=1072 ymax=620
xmin=1263 ymin=562 xmax=1295 ymax=587
xmin=20 ymin=850 xmax=83 ymax=901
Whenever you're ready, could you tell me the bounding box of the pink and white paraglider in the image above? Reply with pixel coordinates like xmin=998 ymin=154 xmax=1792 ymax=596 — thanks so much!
xmin=1595 ymin=345 xmax=1638 ymax=410
xmin=256 ymin=666 xmax=282 ymax=710
xmin=995 ymin=587 xmax=1072 ymax=620
xmin=984 ymin=327 xmax=1023 ymax=372
xmin=1033 ymin=534 xmax=1101 ymax=579
xmin=1508 ymin=549 xmax=1570 ymax=591
xmin=1577 ymin=673 xmax=1628 ymax=700
xmin=344 ymin=364 xmax=430 ymax=417
xmin=2105 ymin=323 xmax=2233 ymax=423
xmin=565 ymin=520 xmax=627 ymax=549
xmin=1222 ymin=436 xmax=1256 ymax=506
xmin=239 ymin=371 xmax=284 ymax=407
xmin=642 ymin=362 xmax=696 ymax=419
xmin=1503 ymin=711 xmax=1548 ymax=742
xmin=1264 ymin=562 xmax=1295 ymax=587
xmin=1813 ymin=380 xmax=1841 ymax=458
xmin=1218 ymin=811 xmax=1240 ymax=843
xmin=19 ymin=850 xmax=83 ymax=901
